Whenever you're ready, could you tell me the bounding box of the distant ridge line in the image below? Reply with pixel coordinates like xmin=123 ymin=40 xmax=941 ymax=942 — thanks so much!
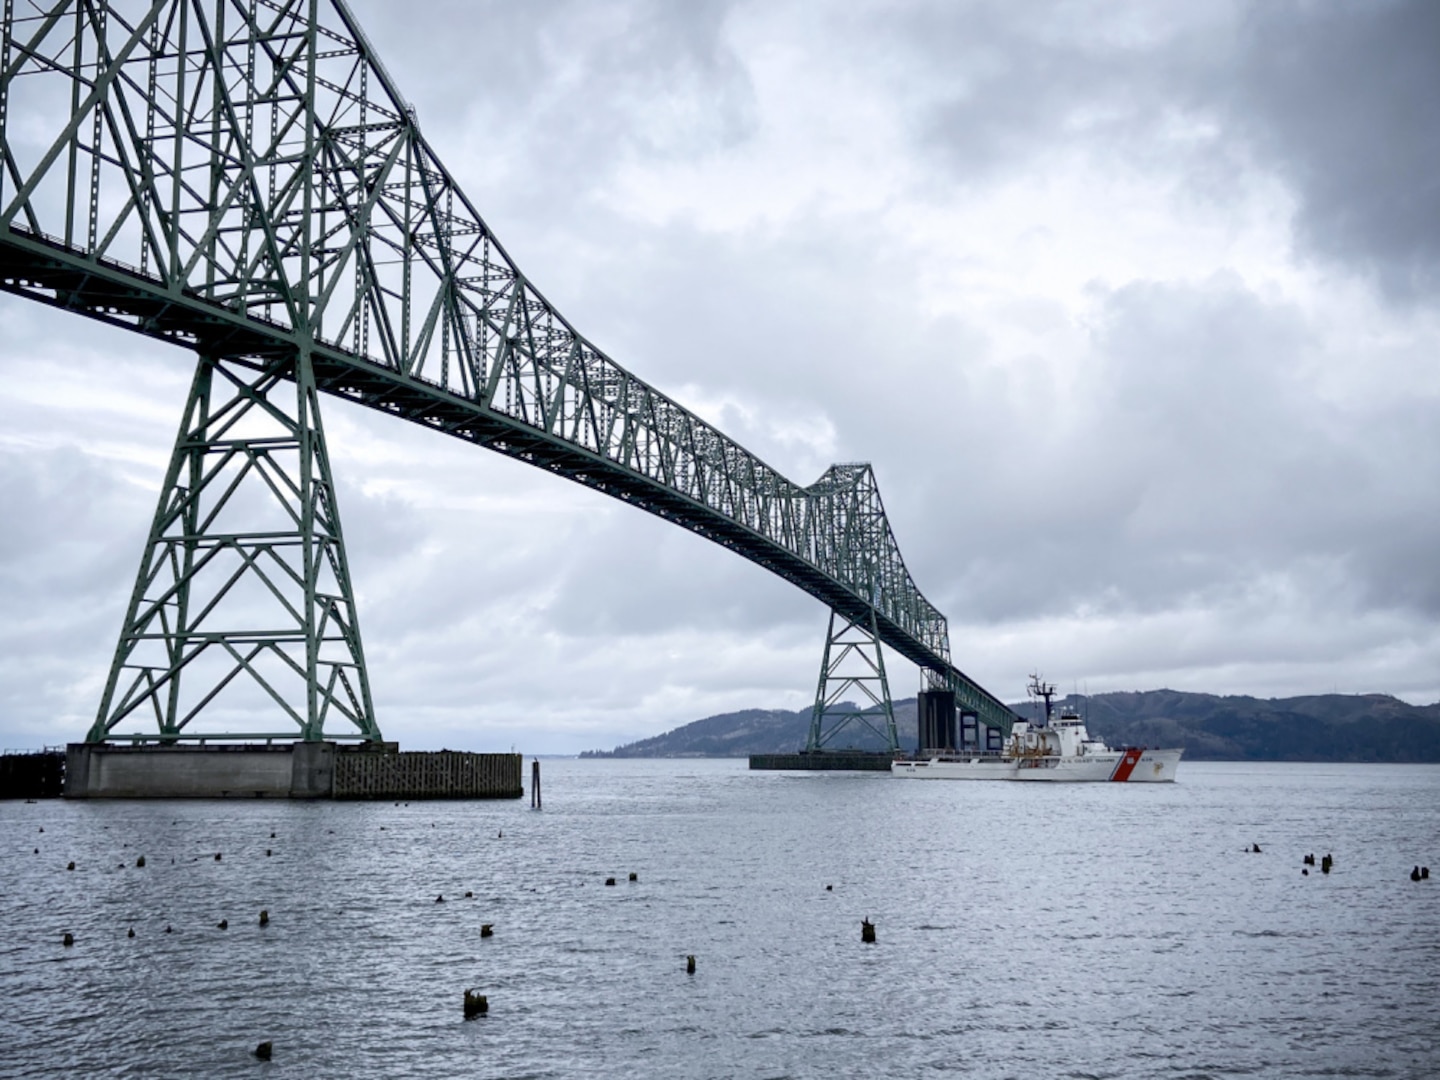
xmin=580 ymin=690 xmax=1440 ymax=763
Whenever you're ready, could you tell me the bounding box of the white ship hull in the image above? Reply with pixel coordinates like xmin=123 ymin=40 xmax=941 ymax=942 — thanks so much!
xmin=1012 ymin=747 xmax=1182 ymax=782
xmin=891 ymin=756 xmax=1017 ymax=780
xmin=892 ymin=747 xmax=1183 ymax=782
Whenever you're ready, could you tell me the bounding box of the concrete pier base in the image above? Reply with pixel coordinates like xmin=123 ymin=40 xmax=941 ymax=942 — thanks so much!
xmin=748 ymin=751 xmax=894 ymax=772
xmin=64 ymin=743 xmax=522 ymax=799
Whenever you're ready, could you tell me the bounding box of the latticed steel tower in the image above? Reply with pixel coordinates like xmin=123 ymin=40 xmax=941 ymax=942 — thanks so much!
xmin=94 ymin=353 xmax=380 ymax=742
xmin=0 ymin=0 xmax=1017 ymax=746
xmin=807 ymin=609 xmax=900 ymax=753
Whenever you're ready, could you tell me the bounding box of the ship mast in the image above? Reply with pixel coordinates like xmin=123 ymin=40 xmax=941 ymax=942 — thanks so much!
xmin=1027 ymin=674 xmax=1057 ymax=727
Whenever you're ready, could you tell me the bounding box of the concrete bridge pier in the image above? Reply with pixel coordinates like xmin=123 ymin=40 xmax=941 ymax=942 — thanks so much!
xmin=63 ymin=743 xmax=522 ymax=800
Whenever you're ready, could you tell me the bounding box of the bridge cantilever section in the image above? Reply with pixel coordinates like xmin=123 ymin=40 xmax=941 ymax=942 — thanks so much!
xmin=0 ymin=0 xmax=1015 ymax=736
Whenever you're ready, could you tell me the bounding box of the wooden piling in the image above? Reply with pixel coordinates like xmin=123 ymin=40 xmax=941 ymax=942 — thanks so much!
xmin=531 ymin=759 xmax=541 ymax=809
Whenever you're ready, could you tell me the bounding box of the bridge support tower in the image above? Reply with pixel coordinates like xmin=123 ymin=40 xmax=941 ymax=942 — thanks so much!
xmin=916 ymin=688 xmax=957 ymax=753
xmin=89 ymin=351 xmax=382 ymax=744
xmin=805 ymin=609 xmax=899 ymax=753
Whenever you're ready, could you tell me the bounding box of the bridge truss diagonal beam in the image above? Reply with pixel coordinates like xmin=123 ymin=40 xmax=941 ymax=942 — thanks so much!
xmin=0 ymin=0 xmax=1016 ymax=737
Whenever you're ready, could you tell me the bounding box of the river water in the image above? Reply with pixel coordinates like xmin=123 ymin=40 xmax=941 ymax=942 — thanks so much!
xmin=2 ymin=759 xmax=1438 ymax=1078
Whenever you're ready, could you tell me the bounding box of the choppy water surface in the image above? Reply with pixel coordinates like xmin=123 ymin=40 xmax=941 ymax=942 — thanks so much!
xmin=2 ymin=760 xmax=1438 ymax=1078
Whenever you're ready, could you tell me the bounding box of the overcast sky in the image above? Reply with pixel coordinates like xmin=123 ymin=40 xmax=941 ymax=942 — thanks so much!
xmin=2 ymin=0 xmax=1437 ymax=752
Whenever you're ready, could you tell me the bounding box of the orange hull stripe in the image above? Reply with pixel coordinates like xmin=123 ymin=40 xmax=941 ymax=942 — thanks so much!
xmin=1110 ymin=748 xmax=1144 ymax=782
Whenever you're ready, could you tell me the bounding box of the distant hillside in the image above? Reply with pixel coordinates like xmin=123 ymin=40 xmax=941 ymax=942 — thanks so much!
xmin=582 ymin=700 xmax=921 ymax=758
xmin=1080 ymin=690 xmax=1440 ymax=762
xmin=581 ymin=691 xmax=1440 ymax=762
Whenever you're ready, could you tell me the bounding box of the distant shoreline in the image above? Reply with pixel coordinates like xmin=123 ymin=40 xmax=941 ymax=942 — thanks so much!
xmin=581 ymin=690 xmax=1440 ymax=764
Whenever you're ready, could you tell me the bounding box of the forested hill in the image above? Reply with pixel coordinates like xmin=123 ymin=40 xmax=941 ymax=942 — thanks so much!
xmin=581 ymin=700 xmax=918 ymax=759
xmin=580 ymin=691 xmax=1440 ymax=762
xmin=1080 ymin=691 xmax=1440 ymax=761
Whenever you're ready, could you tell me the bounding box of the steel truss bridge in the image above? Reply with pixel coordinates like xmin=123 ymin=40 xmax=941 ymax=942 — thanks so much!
xmin=0 ymin=0 xmax=1016 ymax=747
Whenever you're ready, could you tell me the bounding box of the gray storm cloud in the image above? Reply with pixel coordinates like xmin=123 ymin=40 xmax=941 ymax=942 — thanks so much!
xmin=1233 ymin=0 xmax=1440 ymax=298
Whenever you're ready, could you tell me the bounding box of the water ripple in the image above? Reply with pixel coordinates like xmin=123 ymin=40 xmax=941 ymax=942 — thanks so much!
xmin=2 ymin=760 xmax=1438 ymax=1078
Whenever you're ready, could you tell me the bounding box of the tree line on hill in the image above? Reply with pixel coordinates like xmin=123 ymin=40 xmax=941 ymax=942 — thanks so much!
xmin=579 ymin=690 xmax=1440 ymax=762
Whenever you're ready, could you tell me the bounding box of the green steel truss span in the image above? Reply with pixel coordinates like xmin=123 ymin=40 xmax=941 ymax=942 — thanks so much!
xmin=0 ymin=0 xmax=1016 ymax=737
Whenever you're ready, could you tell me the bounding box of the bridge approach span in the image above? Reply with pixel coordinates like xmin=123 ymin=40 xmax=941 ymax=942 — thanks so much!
xmin=0 ymin=0 xmax=1016 ymax=736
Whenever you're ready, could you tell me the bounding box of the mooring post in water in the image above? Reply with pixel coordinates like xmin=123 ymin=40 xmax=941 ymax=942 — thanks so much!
xmin=531 ymin=759 xmax=541 ymax=809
